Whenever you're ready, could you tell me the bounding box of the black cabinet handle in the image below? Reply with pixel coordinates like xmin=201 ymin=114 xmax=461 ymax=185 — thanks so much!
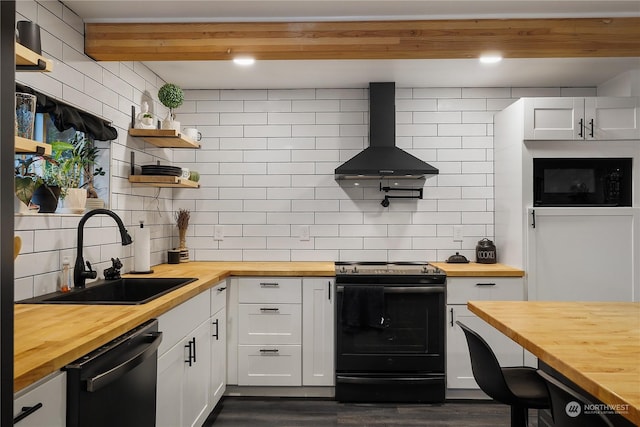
xmin=259 ymin=307 xmax=280 ymax=313
xmin=450 ymin=308 xmax=454 ymax=327
xmin=475 ymin=283 xmax=496 ymax=287
xmin=531 ymin=209 xmax=536 ymax=228
xmin=260 ymin=282 xmax=279 ymax=288
xmin=14 ymin=403 xmax=43 ymax=424
xmin=259 ymin=349 xmax=279 ymax=354
xmin=184 ymin=338 xmax=195 ymax=366
xmin=328 ymin=281 xmax=331 ymax=300
xmin=578 ymin=118 xmax=584 ymax=138
xmin=589 ymin=118 xmax=594 ymax=138
xmin=212 ymin=319 xmax=219 ymax=340
xmin=217 ymin=286 xmax=226 ymax=293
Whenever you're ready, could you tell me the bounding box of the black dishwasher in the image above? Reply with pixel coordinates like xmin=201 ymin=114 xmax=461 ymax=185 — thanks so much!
xmin=65 ymin=319 xmax=162 ymax=427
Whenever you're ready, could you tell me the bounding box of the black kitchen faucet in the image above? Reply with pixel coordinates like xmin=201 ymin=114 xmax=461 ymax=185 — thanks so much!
xmin=74 ymin=208 xmax=133 ymax=288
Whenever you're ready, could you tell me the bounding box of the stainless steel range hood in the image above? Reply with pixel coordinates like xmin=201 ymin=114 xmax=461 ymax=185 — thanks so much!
xmin=335 ymin=82 xmax=439 ymax=180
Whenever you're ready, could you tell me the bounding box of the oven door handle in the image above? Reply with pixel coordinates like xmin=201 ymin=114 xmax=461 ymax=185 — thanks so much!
xmin=337 ymin=375 xmax=444 ymax=385
xmin=84 ymin=331 xmax=163 ymax=392
xmin=336 ymin=285 xmax=445 ymax=293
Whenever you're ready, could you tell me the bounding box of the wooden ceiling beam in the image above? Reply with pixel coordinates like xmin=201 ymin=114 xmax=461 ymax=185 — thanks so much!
xmin=84 ymin=18 xmax=640 ymax=61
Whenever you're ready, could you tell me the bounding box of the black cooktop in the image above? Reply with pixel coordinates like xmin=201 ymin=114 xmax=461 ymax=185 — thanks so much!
xmin=335 ymin=261 xmax=445 ymax=277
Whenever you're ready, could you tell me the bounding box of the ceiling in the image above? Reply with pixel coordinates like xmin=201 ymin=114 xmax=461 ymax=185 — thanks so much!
xmin=62 ymin=0 xmax=640 ymax=89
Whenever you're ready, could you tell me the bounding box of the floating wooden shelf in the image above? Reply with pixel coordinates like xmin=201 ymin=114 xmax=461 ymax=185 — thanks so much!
xmin=129 ymin=175 xmax=200 ymax=188
xmin=15 ymin=43 xmax=53 ymax=72
xmin=15 ymin=137 xmax=51 ymax=156
xmin=128 ymin=128 xmax=201 ymax=149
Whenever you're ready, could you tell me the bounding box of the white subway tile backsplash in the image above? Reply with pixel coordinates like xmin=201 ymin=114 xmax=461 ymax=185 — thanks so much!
xmin=13 ymin=0 xmax=599 ymax=291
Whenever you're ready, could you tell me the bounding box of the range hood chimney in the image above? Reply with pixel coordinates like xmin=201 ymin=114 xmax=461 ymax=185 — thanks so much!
xmin=335 ymin=82 xmax=439 ymax=180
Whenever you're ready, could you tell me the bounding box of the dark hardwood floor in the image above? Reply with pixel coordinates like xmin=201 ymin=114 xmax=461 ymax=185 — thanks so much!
xmin=205 ymin=397 xmax=539 ymax=426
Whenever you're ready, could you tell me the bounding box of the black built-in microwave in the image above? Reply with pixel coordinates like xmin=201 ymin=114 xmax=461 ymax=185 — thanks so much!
xmin=533 ymin=158 xmax=632 ymax=207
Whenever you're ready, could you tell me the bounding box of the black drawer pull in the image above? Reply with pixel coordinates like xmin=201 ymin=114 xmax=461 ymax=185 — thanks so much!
xmin=475 ymin=283 xmax=496 ymax=287
xmin=259 ymin=349 xmax=279 ymax=354
xmin=260 ymin=282 xmax=280 ymax=288
xmin=259 ymin=307 xmax=280 ymax=313
xmin=217 ymin=286 xmax=227 ymax=293
xmin=14 ymin=403 xmax=43 ymax=424
xmin=212 ymin=319 xmax=219 ymax=339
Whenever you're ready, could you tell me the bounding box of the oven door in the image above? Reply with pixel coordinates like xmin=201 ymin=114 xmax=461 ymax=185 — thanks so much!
xmin=336 ymin=284 xmax=445 ymax=373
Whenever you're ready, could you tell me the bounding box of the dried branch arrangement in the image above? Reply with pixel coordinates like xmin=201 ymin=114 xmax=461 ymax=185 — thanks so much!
xmin=175 ymin=208 xmax=190 ymax=231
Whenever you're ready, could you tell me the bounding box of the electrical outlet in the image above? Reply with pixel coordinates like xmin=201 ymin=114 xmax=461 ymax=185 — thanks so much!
xmin=453 ymin=225 xmax=464 ymax=242
xmin=299 ymin=225 xmax=310 ymax=241
xmin=214 ymin=225 xmax=224 ymax=241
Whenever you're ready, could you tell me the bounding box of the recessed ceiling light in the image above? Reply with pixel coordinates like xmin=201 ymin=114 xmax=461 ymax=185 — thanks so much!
xmin=479 ymin=54 xmax=503 ymax=64
xmin=233 ymin=57 xmax=255 ymax=66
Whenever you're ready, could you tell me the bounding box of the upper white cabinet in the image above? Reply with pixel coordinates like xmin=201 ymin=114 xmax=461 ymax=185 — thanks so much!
xmin=302 ymin=278 xmax=335 ymax=386
xmin=524 ymin=97 xmax=640 ymax=140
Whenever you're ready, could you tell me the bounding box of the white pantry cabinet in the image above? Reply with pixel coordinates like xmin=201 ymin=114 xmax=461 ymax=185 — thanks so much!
xmin=446 ymin=277 xmax=524 ymax=393
xmin=524 ymin=97 xmax=640 ymax=140
xmin=210 ymin=281 xmax=227 ymax=409
xmin=527 ymin=207 xmax=639 ymax=301
xmin=302 ymin=278 xmax=335 ymax=386
xmin=156 ymin=290 xmax=211 ymax=427
xmin=13 ymin=372 xmax=66 ymax=427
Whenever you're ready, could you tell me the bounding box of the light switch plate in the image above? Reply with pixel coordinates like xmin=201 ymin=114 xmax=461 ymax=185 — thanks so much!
xmin=299 ymin=225 xmax=310 ymax=241
xmin=453 ymin=225 xmax=464 ymax=242
xmin=214 ymin=225 xmax=224 ymax=241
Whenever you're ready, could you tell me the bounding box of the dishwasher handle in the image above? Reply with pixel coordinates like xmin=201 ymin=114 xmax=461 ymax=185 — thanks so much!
xmin=85 ymin=331 xmax=162 ymax=392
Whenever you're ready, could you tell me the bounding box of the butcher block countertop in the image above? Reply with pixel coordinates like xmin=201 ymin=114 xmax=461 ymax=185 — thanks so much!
xmin=14 ymin=261 xmax=334 ymax=392
xmin=432 ymin=262 xmax=524 ymax=277
xmin=468 ymin=301 xmax=640 ymax=425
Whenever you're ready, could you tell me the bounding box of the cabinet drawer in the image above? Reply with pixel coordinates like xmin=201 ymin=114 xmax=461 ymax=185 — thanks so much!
xmin=238 ymin=345 xmax=302 ymax=386
xmin=237 ymin=277 xmax=301 ymax=304
xmin=447 ymin=277 xmax=524 ymax=304
xmin=157 ymin=290 xmax=210 ymax=356
xmin=14 ymin=371 xmax=66 ymax=427
xmin=210 ymin=280 xmax=227 ymax=316
xmin=238 ymin=303 xmax=302 ymax=345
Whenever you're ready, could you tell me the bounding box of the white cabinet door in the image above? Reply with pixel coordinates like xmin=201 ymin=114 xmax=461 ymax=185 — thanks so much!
xmin=524 ymin=97 xmax=583 ymax=140
xmin=586 ymin=97 xmax=640 ymax=140
xmin=446 ymin=305 xmax=524 ymax=390
xmin=527 ymin=207 xmax=638 ymax=301
xmin=183 ymin=320 xmax=212 ymax=427
xmin=302 ymin=278 xmax=335 ymax=386
xmin=157 ymin=341 xmax=185 ymax=427
xmin=13 ymin=372 xmax=66 ymax=427
xmin=210 ymin=306 xmax=226 ymax=408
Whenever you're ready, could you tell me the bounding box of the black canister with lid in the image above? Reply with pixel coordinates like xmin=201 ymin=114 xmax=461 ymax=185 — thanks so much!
xmin=475 ymin=238 xmax=497 ymax=264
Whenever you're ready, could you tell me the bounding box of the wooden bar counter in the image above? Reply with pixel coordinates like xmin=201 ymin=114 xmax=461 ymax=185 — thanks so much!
xmin=468 ymin=301 xmax=640 ymax=425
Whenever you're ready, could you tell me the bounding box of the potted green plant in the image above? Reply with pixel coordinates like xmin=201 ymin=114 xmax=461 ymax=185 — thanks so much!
xmin=15 ymin=141 xmax=72 ymax=213
xmin=158 ymin=83 xmax=184 ymax=131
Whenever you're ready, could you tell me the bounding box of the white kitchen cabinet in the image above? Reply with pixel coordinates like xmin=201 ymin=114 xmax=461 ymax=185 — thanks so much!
xmin=210 ymin=281 xmax=227 ymax=408
xmin=157 ymin=291 xmax=211 ymax=427
xmin=236 ymin=277 xmax=303 ymax=386
xmin=527 ymin=207 xmax=639 ymax=301
xmin=13 ymin=371 xmax=66 ymax=427
xmin=302 ymin=278 xmax=335 ymax=386
xmin=446 ymin=277 xmax=524 ymax=392
xmin=524 ymin=97 xmax=640 ymax=140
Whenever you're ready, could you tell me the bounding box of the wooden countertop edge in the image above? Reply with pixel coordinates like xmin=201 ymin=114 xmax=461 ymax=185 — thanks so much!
xmin=467 ymin=301 xmax=640 ymax=425
xmin=14 ymin=262 xmax=335 ymax=392
xmin=431 ymin=262 xmax=525 ymax=277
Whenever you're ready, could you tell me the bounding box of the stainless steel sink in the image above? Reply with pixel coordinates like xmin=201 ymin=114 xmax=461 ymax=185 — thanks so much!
xmin=16 ymin=277 xmax=197 ymax=305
